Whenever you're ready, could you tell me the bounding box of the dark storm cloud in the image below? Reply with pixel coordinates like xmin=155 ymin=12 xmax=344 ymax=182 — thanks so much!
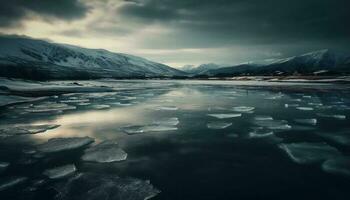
xmin=0 ymin=0 xmax=89 ymax=27
xmin=119 ymin=0 xmax=350 ymax=48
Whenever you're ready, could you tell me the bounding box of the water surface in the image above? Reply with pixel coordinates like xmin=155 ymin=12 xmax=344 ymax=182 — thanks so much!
xmin=1 ymin=80 xmax=350 ymax=200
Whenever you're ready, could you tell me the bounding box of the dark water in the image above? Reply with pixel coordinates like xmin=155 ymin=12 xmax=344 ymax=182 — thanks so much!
xmin=1 ymin=80 xmax=350 ymax=200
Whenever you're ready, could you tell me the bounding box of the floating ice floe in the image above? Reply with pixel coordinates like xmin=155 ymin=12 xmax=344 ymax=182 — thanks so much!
xmin=330 ymin=101 xmax=345 ymax=105
xmin=284 ymin=103 xmax=299 ymax=108
xmin=60 ymin=99 xmax=90 ymax=103
xmin=254 ymin=116 xmax=273 ymax=121
xmin=278 ymin=142 xmax=340 ymax=164
xmin=296 ymin=107 xmax=314 ymax=111
xmin=207 ymin=122 xmax=232 ymax=129
xmin=77 ymin=102 xmax=91 ymax=106
xmin=322 ymin=157 xmax=350 ymax=176
xmin=302 ymin=95 xmax=312 ymax=99
xmin=247 ymin=128 xmax=282 ymax=143
xmin=122 ymin=125 xmax=145 ymax=135
xmin=111 ymin=102 xmax=133 ymax=106
xmin=0 ymin=162 xmax=10 ymax=173
xmin=53 ymin=173 xmax=160 ymax=200
xmin=83 ymin=92 xmax=118 ymax=99
xmin=207 ymin=113 xmax=242 ymax=119
xmin=317 ymin=113 xmax=346 ymax=120
xmin=317 ymin=105 xmax=334 ymax=110
xmin=91 ymin=104 xmax=111 ymax=109
xmin=1 ymin=78 xmax=114 ymax=97
xmin=37 ymin=137 xmax=95 ymax=153
xmin=291 ymin=98 xmax=302 ymax=102
xmin=316 ymin=131 xmax=350 ymax=146
xmin=23 ymin=148 xmax=36 ymax=154
xmin=153 ymin=117 xmax=180 ymax=126
xmin=294 ymin=119 xmax=317 ymax=125
xmin=0 ymin=95 xmax=44 ymax=108
xmin=143 ymin=125 xmax=178 ymax=132
xmin=104 ymin=97 xmax=117 ymax=100
xmin=82 ymin=140 xmax=127 ymax=163
xmin=155 ymin=106 xmax=178 ymax=111
xmin=254 ymin=120 xmax=291 ymax=130
xmin=248 ymin=130 xmax=274 ymax=138
xmin=0 ymin=124 xmax=60 ymax=137
xmin=0 ymin=177 xmax=27 ymax=191
xmin=308 ymin=102 xmax=323 ymax=106
xmin=232 ymin=106 xmax=255 ymax=113
xmin=122 ymin=123 xmax=178 ymax=134
xmin=265 ymin=94 xmax=284 ymax=100
xmin=121 ymin=96 xmax=137 ymax=100
xmin=331 ymin=115 xmax=346 ymax=120
xmin=14 ymin=103 xmax=34 ymax=109
xmin=43 ymin=164 xmax=76 ymax=179
xmin=32 ymin=179 xmax=46 ymax=187
xmin=25 ymin=102 xmax=76 ymax=113
xmin=334 ymin=105 xmax=350 ymax=110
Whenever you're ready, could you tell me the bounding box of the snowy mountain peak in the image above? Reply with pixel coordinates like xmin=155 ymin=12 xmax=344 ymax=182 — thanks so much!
xmin=0 ymin=35 xmax=185 ymax=80
xmin=201 ymin=49 xmax=350 ymax=76
xmin=180 ymin=63 xmax=225 ymax=74
xmin=302 ymin=49 xmax=330 ymax=56
xmin=298 ymin=49 xmax=333 ymax=61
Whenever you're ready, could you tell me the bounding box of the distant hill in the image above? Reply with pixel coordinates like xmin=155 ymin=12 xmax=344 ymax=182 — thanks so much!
xmin=180 ymin=63 xmax=225 ymax=74
xmin=201 ymin=49 xmax=350 ymax=77
xmin=0 ymin=35 xmax=185 ymax=80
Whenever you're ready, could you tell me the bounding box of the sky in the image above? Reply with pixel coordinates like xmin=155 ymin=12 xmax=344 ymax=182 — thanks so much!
xmin=0 ymin=0 xmax=349 ymax=68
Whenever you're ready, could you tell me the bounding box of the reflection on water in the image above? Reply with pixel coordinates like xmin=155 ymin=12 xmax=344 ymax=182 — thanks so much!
xmin=1 ymin=80 xmax=350 ymax=200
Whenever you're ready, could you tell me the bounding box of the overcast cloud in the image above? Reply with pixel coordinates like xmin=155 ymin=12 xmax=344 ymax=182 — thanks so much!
xmin=0 ymin=0 xmax=349 ymax=67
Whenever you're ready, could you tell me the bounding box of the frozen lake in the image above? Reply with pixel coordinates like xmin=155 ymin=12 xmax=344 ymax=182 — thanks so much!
xmin=1 ymin=80 xmax=350 ymax=200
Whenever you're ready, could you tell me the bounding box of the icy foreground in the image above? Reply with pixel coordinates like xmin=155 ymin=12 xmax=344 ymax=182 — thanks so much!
xmin=53 ymin=173 xmax=160 ymax=200
xmin=0 ymin=79 xmax=349 ymax=199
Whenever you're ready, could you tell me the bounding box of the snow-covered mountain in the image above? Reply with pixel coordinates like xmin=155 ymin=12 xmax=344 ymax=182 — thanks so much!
xmin=180 ymin=63 xmax=225 ymax=74
xmin=180 ymin=65 xmax=196 ymax=72
xmin=0 ymin=35 xmax=185 ymax=80
xmin=202 ymin=49 xmax=350 ymax=76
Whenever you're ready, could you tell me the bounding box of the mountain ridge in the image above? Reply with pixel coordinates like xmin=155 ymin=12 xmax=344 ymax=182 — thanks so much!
xmin=200 ymin=49 xmax=350 ymax=77
xmin=179 ymin=63 xmax=226 ymax=74
xmin=0 ymin=35 xmax=185 ymax=80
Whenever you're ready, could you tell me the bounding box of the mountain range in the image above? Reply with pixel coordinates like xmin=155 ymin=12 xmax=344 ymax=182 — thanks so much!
xmin=179 ymin=63 xmax=225 ymax=74
xmin=199 ymin=49 xmax=350 ymax=77
xmin=0 ymin=35 xmax=349 ymax=80
xmin=0 ymin=35 xmax=185 ymax=80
